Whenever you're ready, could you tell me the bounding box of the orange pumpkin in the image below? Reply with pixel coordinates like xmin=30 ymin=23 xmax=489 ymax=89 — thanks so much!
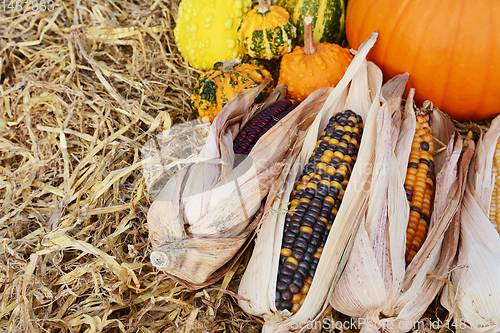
xmin=278 ymin=17 xmax=353 ymax=102
xmin=346 ymin=0 xmax=500 ymax=121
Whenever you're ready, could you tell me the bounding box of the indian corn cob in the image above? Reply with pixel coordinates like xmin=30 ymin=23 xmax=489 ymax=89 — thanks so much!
xmin=404 ymin=113 xmax=436 ymax=264
xmin=233 ymin=100 xmax=298 ymax=155
xmin=275 ymin=109 xmax=363 ymax=313
xmin=489 ymin=139 xmax=500 ymax=232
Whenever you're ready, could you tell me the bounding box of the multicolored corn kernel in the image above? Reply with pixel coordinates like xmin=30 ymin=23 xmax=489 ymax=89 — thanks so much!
xmin=232 ymin=99 xmax=298 ymax=155
xmin=275 ymin=109 xmax=364 ymax=313
xmin=404 ymin=113 xmax=435 ymax=264
xmin=489 ymin=140 xmax=500 ymax=233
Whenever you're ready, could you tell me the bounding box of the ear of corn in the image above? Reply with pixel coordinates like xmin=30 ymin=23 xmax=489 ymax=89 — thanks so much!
xmin=490 ymin=140 xmax=500 ymax=233
xmin=404 ymin=113 xmax=435 ymax=264
xmin=233 ymin=99 xmax=298 ymax=155
xmin=275 ymin=109 xmax=363 ymax=313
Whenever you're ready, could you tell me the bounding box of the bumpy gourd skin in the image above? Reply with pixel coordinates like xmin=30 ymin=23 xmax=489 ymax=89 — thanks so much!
xmin=278 ymin=43 xmax=352 ymax=101
xmin=190 ymin=60 xmax=275 ymax=121
xmin=238 ymin=4 xmax=297 ymax=60
xmin=174 ymin=0 xmax=252 ymax=70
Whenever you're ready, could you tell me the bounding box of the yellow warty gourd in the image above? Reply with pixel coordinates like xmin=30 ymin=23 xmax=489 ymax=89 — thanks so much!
xmin=174 ymin=0 xmax=252 ymax=70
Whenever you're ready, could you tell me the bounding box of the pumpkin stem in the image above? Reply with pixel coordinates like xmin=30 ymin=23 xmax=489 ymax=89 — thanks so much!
xmin=257 ymin=0 xmax=269 ymax=13
xmin=222 ymin=59 xmax=242 ymax=73
xmin=303 ymin=16 xmax=317 ymax=56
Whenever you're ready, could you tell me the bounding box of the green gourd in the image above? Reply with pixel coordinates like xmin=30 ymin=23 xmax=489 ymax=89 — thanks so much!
xmin=276 ymin=0 xmax=346 ymax=46
xmin=237 ymin=0 xmax=296 ymax=60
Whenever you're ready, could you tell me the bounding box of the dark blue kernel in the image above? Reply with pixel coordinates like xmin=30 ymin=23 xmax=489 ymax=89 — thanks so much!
xmin=337 ymin=146 xmax=347 ymax=155
xmin=298 ymin=261 xmax=310 ymax=271
xmin=283 ymin=262 xmax=298 ymax=271
xmin=408 ymin=162 xmax=419 ymax=169
xmin=297 ymin=266 xmax=309 ymax=279
xmin=292 ymin=278 xmax=304 ymax=290
xmin=298 ymin=232 xmax=313 ymax=242
xmin=287 ymin=226 xmax=300 ymax=235
xmin=281 ymin=266 xmax=294 ymax=277
xmin=310 ymin=198 xmax=322 ymax=208
xmin=310 ymin=237 xmax=322 ymax=247
xmin=419 ymin=158 xmax=430 ymax=166
xmin=305 ymin=187 xmax=316 ymax=195
xmin=309 ymin=178 xmax=320 ymax=185
xmin=314 ymin=222 xmax=326 ymax=232
xmin=277 ymin=281 xmax=288 ymax=292
xmin=334 ymin=199 xmax=342 ymax=209
xmin=280 ymin=301 xmax=293 ymax=311
xmin=306 ymin=209 xmax=319 ymax=219
xmin=302 ymin=215 xmax=316 ymax=225
xmin=293 ymin=239 xmax=307 ymax=251
xmin=291 ymin=251 xmax=305 ymax=262
xmin=281 ymin=290 xmax=293 ymax=302
xmin=303 ymin=192 xmax=314 ymax=200
xmin=306 ymin=244 xmax=316 ymax=254
xmin=288 ymin=284 xmax=300 ymax=295
xmin=279 ymin=274 xmax=292 ymax=285
xmin=316 ymin=188 xmax=328 ymax=198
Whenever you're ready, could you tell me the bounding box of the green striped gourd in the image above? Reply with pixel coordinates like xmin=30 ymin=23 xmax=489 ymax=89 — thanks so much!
xmin=276 ymin=0 xmax=346 ymax=46
xmin=238 ymin=0 xmax=297 ymax=60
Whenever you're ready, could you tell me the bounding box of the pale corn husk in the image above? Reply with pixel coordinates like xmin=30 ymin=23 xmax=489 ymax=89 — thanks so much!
xmin=328 ymin=88 xmax=474 ymax=333
xmin=237 ymin=32 xmax=385 ymax=333
xmin=141 ymin=118 xmax=211 ymax=198
xmin=147 ymin=79 xmax=335 ymax=289
xmin=440 ymin=115 xmax=500 ymax=333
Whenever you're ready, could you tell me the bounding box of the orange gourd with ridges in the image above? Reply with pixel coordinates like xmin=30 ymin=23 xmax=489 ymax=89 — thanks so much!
xmin=278 ymin=17 xmax=352 ymax=102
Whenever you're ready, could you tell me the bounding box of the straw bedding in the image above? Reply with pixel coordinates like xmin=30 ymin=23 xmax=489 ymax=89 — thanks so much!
xmin=0 ymin=0 xmax=475 ymax=332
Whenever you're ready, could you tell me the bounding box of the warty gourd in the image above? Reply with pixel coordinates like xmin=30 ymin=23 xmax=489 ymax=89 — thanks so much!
xmin=174 ymin=0 xmax=252 ymax=70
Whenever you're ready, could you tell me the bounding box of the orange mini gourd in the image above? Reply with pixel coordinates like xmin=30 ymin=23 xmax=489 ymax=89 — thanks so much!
xmin=278 ymin=17 xmax=352 ymax=102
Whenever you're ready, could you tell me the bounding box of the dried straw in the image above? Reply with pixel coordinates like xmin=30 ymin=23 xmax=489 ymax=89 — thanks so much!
xmin=0 ymin=0 xmax=259 ymax=331
xmin=0 ymin=0 xmax=477 ymax=332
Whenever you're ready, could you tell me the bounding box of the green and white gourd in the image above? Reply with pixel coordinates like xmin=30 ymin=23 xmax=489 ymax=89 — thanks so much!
xmin=276 ymin=0 xmax=346 ymax=46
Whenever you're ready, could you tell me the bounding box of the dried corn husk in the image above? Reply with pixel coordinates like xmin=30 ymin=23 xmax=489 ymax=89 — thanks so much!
xmin=141 ymin=118 xmax=211 ymax=198
xmin=237 ymin=32 xmax=385 ymax=332
xmin=328 ymin=88 xmax=474 ymax=332
xmin=440 ymin=116 xmax=500 ymax=333
xmin=147 ymin=79 xmax=334 ymax=289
